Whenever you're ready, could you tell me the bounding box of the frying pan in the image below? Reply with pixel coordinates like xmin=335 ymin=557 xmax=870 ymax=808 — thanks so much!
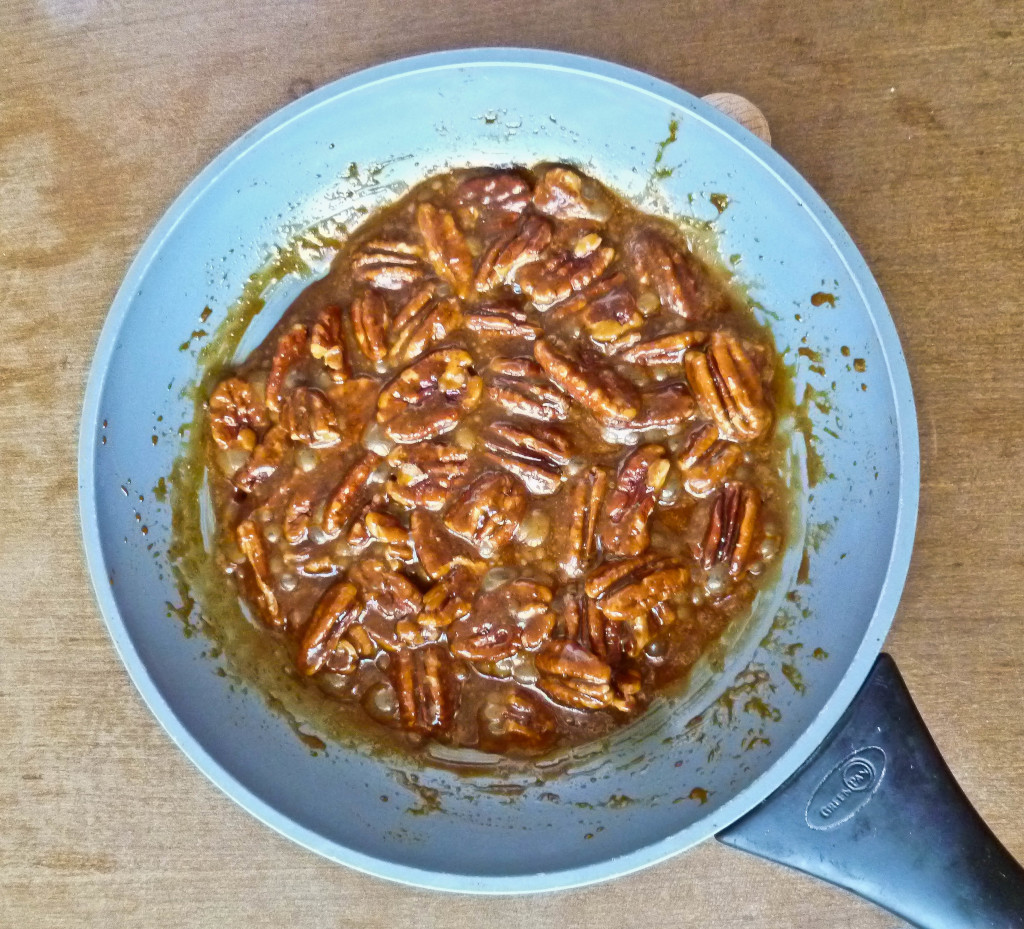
xmin=77 ymin=49 xmax=1024 ymax=926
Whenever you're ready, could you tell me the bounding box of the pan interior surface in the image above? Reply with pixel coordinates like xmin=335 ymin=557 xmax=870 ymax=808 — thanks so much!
xmin=79 ymin=49 xmax=918 ymax=892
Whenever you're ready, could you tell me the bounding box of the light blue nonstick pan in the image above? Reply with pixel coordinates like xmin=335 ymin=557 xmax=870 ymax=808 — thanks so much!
xmin=77 ymin=49 xmax=1024 ymax=927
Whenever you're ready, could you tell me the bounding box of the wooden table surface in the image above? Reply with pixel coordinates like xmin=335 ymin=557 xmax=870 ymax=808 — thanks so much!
xmin=3 ymin=1 xmax=1023 ymax=926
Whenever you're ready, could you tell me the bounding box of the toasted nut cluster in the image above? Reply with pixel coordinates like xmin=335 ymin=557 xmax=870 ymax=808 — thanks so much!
xmin=205 ymin=163 xmax=788 ymax=758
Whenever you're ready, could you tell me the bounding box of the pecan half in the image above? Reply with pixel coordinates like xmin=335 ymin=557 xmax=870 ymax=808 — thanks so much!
xmin=701 ymin=482 xmax=761 ymax=578
xmin=453 ymin=171 xmax=532 ymax=233
xmin=321 ymin=449 xmax=383 ymax=537
xmin=235 ymin=519 xmax=281 ymax=626
xmin=464 ymin=302 xmax=543 ymax=341
xmin=676 ymin=423 xmax=742 ymax=497
xmin=620 ymin=330 xmax=708 ymax=365
xmin=448 ymin=579 xmax=555 ymax=662
xmin=390 ymin=644 xmax=458 ymax=736
xmin=478 ymin=687 xmax=558 ymax=754
xmin=419 ymin=564 xmax=481 ymax=634
xmin=363 ymin=511 xmax=416 ymax=569
xmin=482 ymin=420 xmax=572 ymax=496
xmin=535 ymin=638 xmax=634 ymax=711
xmin=409 ymin=510 xmax=481 ymax=580
xmin=310 ymin=305 xmax=350 ymax=382
xmin=563 ymin=590 xmax=629 ymax=666
xmin=474 ymin=216 xmax=553 ymax=292
xmin=532 ymin=167 xmax=610 ymax=221
xmin=485 ymin=357 xmax=570 ymax=423
xmin=376 ymin=349 xmax=483 ymax=443
xmin=296 ymin=580 xmax=361 ymax=675
xmin=233 ymin=424 xmax=289 ymax=493
xmin=387 ymin=293 xmax=462 ymax=366
xmin=627 ymin=229 xmax=714 ymax=320
xmin=599 ymin=445 xmax=670 ymax=557
xmin=443 ymin=471 xmax=528 ymax=556
xmin=417 ymin=202 xmax=474 ymax=298
xmin=592 ymin=556 xmax=689 ymax=623
xmin=209 ymin=377 xmax=267 ymax=451
xmin=534 ymin=339 xmax=639 ymax=424
xmin=385 ymin=441 xmax=471 ymax=510
xmin=516 ymin=234 xmax=615 ymax=306
xmin=350 ymin=557 xmax=422 ymax=651
xmin=557 ymin=466 xmax=608 ymax=579
xmin=283 ymin=479 xmax=318 ymax=544
xmin=351 ymin=289 xmax=390 ymax=363
xmin=606 ymin=383 xmax=696 ymax=438
xmin=280 ymin=387 xmax=341 ymax=447
xmin=351 ymin=239 xmax=427 ymax=290
xmin=684 ymin=332 xmax=771 ymax=441
xmin=578 ymin=283 xmax=643 ymax=349
xmin=325 ymin=377 xmax=381 ymax=442
xmin=265 ymin=324 xmax=308 ymax=414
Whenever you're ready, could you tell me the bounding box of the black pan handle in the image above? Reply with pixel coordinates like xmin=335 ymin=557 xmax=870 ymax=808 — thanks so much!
xmin=717 ymin=653 xmax=1024 ymax=928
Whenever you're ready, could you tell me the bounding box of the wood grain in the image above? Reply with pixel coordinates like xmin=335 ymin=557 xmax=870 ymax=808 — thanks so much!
xmin=2 ymin=1 xmax=1022 ymax=926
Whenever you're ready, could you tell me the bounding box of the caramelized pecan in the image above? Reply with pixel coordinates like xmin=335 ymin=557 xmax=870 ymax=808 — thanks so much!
xmin=410 ymin=509 xmax=481 ymax=580
xmin=321 ymin=450 xmax=383 ymax=537
xmin=599 ymin=445 xmax=670 ymax=557
xmin=464 ymin=303 xmax=543 ymax=341
xmin=454 ymin=171 xmax=532 ymax=232
xmin=563 ymin=591 xmax=629 ymax=666
xmin=209 ymin=377 xmax=267 ymax=451
xmin=592 ymin=556 xmax=689 ymax=623
xmin=627 ymin=229 xmax=715 ymax=320
xmin=579 ymin=283 xmax=643 ymax=349
xmin=485 ymin=357 xmax=570 ymax=423
xmin=516 ymin=234 xmax=615 ymax=306
xmin=387 ymin=293 xmax=462 ymax=366
xmin=296 ymin=580 xmax=361 ymax=674
xmin=448 ymin=579 xmax=555 ymax=662
xmin=478 ymin=687 xmax=558 ymax=754
xmin=385 ymin=441 xmax=470 ymax=511
xmin=363 ymin=511 xmax=416 ymax=569
xmin=534 ymin=339 xmax=639 ymax=424
xmin=482 ymin=420 xmax=572 ymax=496
xmin=701 ymin=482 xmax=761 ymax=578
xmin=604 ymin=383 xmax=697 ymax=441
xmin=283 ymin=479 xmax=318 ymax=544
xmin=684 ymin=332 xmax=771 ymax=441
xmin=390 ymin=644 xmax=458 ymax=736
xmin=474 ymin=216 xmax=553 ymax=292
xmin=325 ymin=376 xmax=381 ymax=442
xmin=532 ymin=167 xmax=610 ymax=221
xmin=350 ymin=557 xmax=422 ymax=651
xmin=310 ymin=305 xmax=350 ymax=382
xmin=376 ymin=349 xmax=483 ymax=443
xmin=535 ymin=637 xmax=635 ymax=711
xmin=557 ymin=467 xmax=608 ymax=579
xmin=419 ymin=564 xmax=481 ymax=634
xmin=280 ymin=387 xmax=341 ymax=447
xmin=443 ymin=471 xmax=528 ymax=556
xmin=620 ymin=330 xmax=708 ymax=365
xmin=233 ymin=424 xmax=290 ymax=493
xmin=235 ymin=519 xmax=281 ymax=626
xmin=677 ymin=423 xmax=742 ymax=497
xmin=265 ymin=324 xmax=308 ymax=414
xmin=417 ymin=202 xmax=474 ymax=298
xmin=351 ymin=289 xmax=390 ymax=363
xmin=351 ymin=239 xmax=427 ymax=290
